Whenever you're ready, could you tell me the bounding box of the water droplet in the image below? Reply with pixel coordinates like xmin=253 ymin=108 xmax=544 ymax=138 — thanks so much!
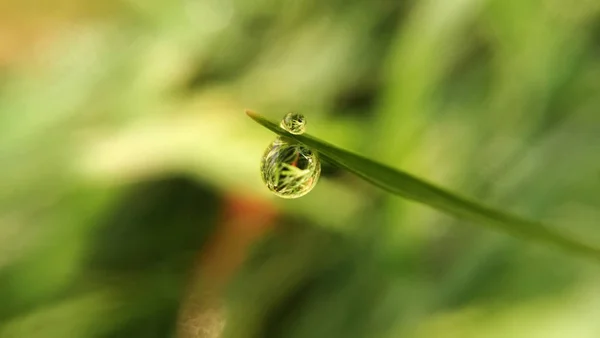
xmin=260 ymin=113 xmax=320 ymax=199
xmin=280 ymin=112 xmax=306 ymax=135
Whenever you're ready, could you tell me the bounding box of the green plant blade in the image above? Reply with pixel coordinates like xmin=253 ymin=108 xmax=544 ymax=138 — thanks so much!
xmin=247 ymin=110 xmax=600 ymax=261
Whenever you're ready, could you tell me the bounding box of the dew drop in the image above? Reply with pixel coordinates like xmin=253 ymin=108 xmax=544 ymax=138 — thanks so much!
xmin=260 ymin=113 xmax=320 ymax=199
xmin=280 ymin=112 xmax=306 ymax=135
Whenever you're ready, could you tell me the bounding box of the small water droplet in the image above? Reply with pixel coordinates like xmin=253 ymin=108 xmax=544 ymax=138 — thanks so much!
xmin=280 ymin=112 xmax=306 ymax=135
xmin=260 ymin=113 xmax=320 ymax=199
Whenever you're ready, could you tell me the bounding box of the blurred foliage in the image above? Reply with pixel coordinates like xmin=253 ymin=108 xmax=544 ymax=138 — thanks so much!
xmin=1 ymin=0 xmax=600 ymax=337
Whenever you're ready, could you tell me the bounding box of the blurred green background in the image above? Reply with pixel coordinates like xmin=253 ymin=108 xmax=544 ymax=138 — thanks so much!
xmin=1 ymin=0 xmax=600 ymax=337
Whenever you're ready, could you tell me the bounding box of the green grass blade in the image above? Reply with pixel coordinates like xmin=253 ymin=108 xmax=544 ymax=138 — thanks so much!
xmin=247 ymin=110 xmax=600 ymax=261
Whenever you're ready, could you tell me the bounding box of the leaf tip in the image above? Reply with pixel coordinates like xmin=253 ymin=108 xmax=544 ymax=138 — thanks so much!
xmin=245 ymin=109 xmax=258 ymax=118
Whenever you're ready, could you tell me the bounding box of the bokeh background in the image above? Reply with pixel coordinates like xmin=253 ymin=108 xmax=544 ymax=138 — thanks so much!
xmin=1 ymin=0 xmax=600 ymax=337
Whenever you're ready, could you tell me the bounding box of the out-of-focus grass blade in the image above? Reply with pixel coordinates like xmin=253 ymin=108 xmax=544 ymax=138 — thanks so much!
xmin=246 ymin=110 xmax=600 ymax=261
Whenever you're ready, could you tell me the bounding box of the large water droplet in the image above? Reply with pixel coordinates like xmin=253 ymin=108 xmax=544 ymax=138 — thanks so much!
xmin=260 ymin=113 xmax=320 ymax=199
